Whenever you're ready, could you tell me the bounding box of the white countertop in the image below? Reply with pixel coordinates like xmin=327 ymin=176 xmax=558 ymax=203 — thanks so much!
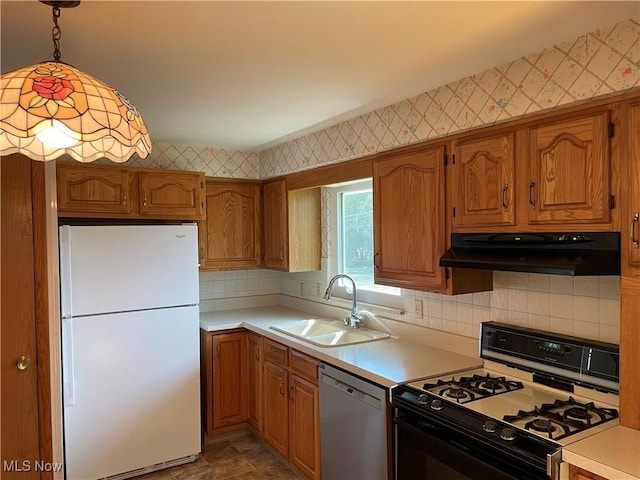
xmin=199 ymin=305 xmax=482 ymax=388
xmin=563 ymin=425 xmax=640 ymax=480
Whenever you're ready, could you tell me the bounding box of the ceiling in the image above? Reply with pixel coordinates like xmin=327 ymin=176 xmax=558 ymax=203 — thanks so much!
xmin=1 ymin=1 xmax=638 ymax=151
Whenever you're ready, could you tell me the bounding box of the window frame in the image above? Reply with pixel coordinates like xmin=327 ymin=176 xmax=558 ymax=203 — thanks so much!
xmin=329 ymin=179 xmax=404 ymax=310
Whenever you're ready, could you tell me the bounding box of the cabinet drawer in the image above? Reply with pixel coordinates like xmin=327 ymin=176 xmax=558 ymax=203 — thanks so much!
xmin=264 ymin=338 xmax=288 ymax=366
xmin=289 ymin=349 xmax=318 ymax=384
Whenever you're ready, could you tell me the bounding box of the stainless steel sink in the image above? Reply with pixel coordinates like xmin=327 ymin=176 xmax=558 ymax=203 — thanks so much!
xmin=270 ymin=319 xmax=389 ymax=347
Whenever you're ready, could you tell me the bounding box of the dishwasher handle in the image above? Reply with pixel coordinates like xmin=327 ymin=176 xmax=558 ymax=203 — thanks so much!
xmin=321 ymin=372 xmax=382 ymax=411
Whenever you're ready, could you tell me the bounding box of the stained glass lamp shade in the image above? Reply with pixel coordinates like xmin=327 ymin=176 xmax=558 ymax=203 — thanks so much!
xmin=1 ymin=61 xmax=151 ymax=163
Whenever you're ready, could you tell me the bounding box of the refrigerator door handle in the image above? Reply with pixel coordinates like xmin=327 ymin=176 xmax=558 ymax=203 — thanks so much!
xmin=59 ymin=225 xmax=73 ymax=318
xmin=62 ymin=317 xmax=76 ymax=406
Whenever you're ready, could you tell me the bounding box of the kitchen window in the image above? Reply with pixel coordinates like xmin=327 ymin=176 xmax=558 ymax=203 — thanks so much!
xmin=329 ymin=179 xmax=403 ymax=309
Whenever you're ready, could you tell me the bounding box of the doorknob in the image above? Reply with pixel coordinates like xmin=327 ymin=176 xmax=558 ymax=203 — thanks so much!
xmin=16 ymin=355 xmax=31 ymax=371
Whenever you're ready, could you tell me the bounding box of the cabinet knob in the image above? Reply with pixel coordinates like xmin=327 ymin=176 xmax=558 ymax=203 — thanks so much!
xmin=632 ymin=213 xmax=639 ymax=249
xmin=16 ymin=355 xmax=31 ymax=371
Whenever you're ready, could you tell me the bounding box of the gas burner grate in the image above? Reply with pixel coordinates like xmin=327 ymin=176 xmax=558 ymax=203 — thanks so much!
xmin=422 ymin=373 xmax=524 ymax=404
xmin=503 ymin=397 xmax=619 ymax=440
xmin=423 ymin=374 xmax=523 ymax=403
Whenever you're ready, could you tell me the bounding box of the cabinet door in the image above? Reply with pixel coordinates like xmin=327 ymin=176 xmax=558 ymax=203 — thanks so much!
xmin=263 ymin=361 xmax=288 ymax=457
xmin=289 ymin=375 xmax=320 ymax=480
xmin=373 ymin=144 xmax=446 ymax=291
xmin=453 ymin=132 xmax=515 ymax=228
xmin=200 ymin=180 xmax=261 ymax=270
xmin=247 ymin=333 xmax=263 ymax=432
xmin=138 ymin=171 xmax=204 ymax=219
xmin=212 ymin=333 xmax=247 ymax=429
xmin=57 ymin=164 xmax=131 ymax=215
xmin=622 ymin=100 xmax=640 ymax=275
xmin=527 ymin=111 xmax=611 ymax=225
xmin=263 ymin=179 xmax=288 ymax=270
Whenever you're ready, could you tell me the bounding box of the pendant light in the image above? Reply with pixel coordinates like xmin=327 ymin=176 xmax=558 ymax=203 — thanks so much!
xmin=0 ymin=1 xmax=151 ymax=163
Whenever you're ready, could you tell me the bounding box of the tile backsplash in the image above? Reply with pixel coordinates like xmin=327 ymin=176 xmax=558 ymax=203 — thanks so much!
xmin=278 ymin=271 xmax=621 ymax=345
xmin=199 ymin=269 xmax=281 ymax=300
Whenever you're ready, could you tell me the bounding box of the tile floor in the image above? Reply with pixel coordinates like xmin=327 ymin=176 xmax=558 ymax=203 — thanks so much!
xmin=139 ymin=430 xmax=302 ymax=480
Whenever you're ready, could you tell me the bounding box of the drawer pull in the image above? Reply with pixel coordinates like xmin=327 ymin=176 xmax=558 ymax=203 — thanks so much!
xmin=632 ymin=213 xmax=639 ymax=249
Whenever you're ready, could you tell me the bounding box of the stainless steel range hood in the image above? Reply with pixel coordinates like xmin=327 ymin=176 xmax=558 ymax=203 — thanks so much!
xmin=439 ymin=232 xmax=620 ymax=276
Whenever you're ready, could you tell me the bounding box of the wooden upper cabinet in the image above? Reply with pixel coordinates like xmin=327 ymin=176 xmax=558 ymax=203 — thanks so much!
xmin=56 ymin=162 xmax=204 ymax=220
xmin=621 ymin=99 xmax=640 ymax=276
xmin=200 ymin=179 xmax=261 ymax=271
xmin=373 ymin=143 xmax=446 ymax=291
xmin=263 ymin=178 xmax=321 ymax=272
xmin=57 ymin=164 xmax=131 ymax=215
xmin=138 ymin=171 xmax=204 ymax=219
xmin=526 ymin=111 xmax=611 ymax=226
xmin=263 ymin=179 xmax=289 ymax=270
xmin=453 ymin=132 xmax=515 ymax=228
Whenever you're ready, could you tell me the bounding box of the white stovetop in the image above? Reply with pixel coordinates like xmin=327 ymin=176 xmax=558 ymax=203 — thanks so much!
xmin=410 ymin=364 xmax=620 ymax=447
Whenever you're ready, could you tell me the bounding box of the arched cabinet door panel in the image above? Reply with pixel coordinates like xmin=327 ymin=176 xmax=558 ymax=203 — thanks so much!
xmin=527 ymin=111 xmax=611 ymax=225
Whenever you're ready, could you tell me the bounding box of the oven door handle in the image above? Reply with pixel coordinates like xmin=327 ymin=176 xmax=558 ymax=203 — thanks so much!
xmin=547 ymin=449 xmax=562 ymax=480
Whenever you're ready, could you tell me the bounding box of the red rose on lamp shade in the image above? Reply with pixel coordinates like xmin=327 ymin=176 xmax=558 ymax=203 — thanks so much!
xmin=33 ymin=75 xmax=74 ymax=101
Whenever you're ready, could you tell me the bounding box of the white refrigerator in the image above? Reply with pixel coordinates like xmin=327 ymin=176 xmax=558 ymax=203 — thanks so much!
xmin=59 ymin=224 xmax=201 ymax=480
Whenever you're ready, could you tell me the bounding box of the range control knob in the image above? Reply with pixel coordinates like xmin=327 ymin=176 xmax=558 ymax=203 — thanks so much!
xmin=430 ymin=399 xmax=444 ymax=411
xmin=500 ymin=428 xmax=517 ymax=441
xmin=482 ymin=420 xmax=498 ymax=433
xmin=417 ymin=394 xmax=430 ymax=405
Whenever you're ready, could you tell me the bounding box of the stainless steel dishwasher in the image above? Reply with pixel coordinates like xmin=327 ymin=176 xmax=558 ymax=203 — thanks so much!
xmin=319 ymin=362 xmax=388 ymax=480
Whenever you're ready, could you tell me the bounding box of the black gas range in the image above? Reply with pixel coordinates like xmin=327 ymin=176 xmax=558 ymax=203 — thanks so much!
xmin=392 ymin=322 xmax=620 ymax=480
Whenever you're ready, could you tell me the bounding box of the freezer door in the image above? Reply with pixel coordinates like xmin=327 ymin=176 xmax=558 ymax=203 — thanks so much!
xmin=60 ymin=224 xmax=199 ymax=317
xmin=62 ymin=306 xmax=200 ymax=480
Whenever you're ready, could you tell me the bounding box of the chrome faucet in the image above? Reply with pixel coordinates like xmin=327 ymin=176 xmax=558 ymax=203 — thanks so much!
xmin=323 ymin=274 xmax=363 ymax=329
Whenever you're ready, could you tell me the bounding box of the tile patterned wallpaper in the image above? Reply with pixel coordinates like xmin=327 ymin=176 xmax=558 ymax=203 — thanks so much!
xmin=260 ymin=17 xmax=639 ymax=177
xmin=114 ymin=143 xmax=260 ymax=179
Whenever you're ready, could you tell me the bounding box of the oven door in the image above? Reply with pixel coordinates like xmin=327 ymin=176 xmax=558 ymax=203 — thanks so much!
xmin=395 ymin=409 xmax=550 ymax=480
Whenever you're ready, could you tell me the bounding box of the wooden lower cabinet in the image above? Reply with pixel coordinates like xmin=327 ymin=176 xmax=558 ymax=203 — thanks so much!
xmin=247 ymin=333 xmax=263 ymax=432
xmin=263 ymin=360 xmax=290 ymax=457
xmin=200 ymin=330 xmax=248 ymax=434
xmin=289 ymin=375 xmax=320 ymax=479
xmin=261 ymin=339 xmax=321 ymax=480
xmin=202 ymin=332 xmax=321 ymax=479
